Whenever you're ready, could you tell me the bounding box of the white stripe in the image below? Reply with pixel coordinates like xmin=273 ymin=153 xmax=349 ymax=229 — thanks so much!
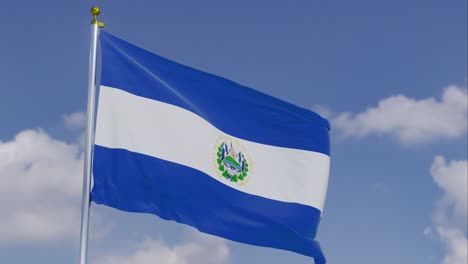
xmin=95 ymin=86 xmax=330 ymax=211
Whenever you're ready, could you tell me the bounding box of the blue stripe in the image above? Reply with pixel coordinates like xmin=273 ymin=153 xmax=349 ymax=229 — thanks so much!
xmin=99 ymin=31 xmax=330 ymax=155
xmin=91 ymin=145 xmax=326 ymax=263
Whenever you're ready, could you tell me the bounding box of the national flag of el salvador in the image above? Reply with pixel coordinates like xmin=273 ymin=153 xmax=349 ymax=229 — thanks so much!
xmin=91 ymin=31 xmax=331 ymax=264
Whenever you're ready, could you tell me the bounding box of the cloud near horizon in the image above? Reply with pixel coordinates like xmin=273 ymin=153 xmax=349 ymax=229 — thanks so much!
xmin=95 ymin=232 xmax=230 ymax=264
xmin=0 ymin=129 xmax=83 ymax=242
xmin=430 ymin=156 xmax=467 ymax=264
xmin=333 ymin=85 xmax=467 ymax=144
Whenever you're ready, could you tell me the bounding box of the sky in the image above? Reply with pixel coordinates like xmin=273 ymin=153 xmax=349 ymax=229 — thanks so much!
xmin=0 ymin=0 xmax=466 ymax=264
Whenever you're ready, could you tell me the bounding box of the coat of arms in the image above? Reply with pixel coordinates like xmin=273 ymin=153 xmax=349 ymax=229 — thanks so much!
xmin=215 ymin=140 xmax=250 ymax=183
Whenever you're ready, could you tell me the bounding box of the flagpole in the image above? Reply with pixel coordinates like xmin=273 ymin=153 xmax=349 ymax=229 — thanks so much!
xmin=79 ymin=6 xmax=103 ymax=264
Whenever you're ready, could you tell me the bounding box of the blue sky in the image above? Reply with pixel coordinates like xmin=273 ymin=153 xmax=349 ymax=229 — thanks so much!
xmin=0 ymin=1 xmax=466 ymax=264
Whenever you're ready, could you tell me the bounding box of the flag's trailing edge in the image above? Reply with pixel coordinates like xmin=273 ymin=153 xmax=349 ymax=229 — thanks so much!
xmin=91 ymin=30 xmax=330 ymax=264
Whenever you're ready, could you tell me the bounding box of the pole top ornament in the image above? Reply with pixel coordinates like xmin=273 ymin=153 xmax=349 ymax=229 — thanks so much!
xmin=90 ymin=6 xmax=104 ymax=28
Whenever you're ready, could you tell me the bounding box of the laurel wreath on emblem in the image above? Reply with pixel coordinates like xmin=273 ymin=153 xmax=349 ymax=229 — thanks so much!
xmin=216 ymin=142 xmax=249 ymax=182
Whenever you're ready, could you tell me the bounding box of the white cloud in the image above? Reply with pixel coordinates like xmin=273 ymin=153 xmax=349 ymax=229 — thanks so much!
xmin=333 ymin=85 xmax=467 ymax=144
xmin=63 ymin=112 xmax=86 ymax=130
xmin=430 ymin=156 xmax=467 ymax=264
xmin=436 ymin=227 xmax=467 ymax=264
xmin=311 ymin=104 xmax=333 ymax=119
xmin=96 ymin=232 xmax=230 ymax=264
xmin=431 ymin=156 xmax=468 ymax=226
xmin=0 ymin=129 xmax=83 ymax=242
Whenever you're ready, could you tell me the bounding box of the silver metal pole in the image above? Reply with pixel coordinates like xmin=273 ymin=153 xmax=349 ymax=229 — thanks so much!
xmin=79 ymin=6 xmax=102 ymax=264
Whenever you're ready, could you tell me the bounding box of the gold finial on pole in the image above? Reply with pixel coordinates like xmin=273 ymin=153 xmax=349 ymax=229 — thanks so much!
xmin=90 ymin=6 xmax=104 ymax=28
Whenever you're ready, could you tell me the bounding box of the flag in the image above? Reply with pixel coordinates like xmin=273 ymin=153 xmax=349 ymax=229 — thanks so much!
xmin=91 ymin=31 xmax=330 ymax=264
